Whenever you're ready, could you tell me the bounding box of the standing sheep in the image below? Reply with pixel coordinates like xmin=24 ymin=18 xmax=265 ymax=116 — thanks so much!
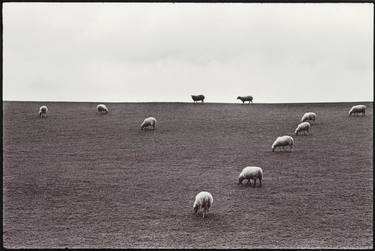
xmin=97 ymin=104 xmax=109 ymax=114
xmin=301 ymin=112 xmax=316 ymax=123
xmin=238 ymin=166 xmax=263 ymax=187
xmin=349 ymin=105 xmax=366 ymax=116
xmin=140 ymin=117 xmax=157 ymax=130
xmin=237 ymin=96 xmax=253 ymax=104
xmin=193 ymin=191 xmax=213 ymax=218
xmin=294 ymin=122 xmax=311 ymax=136
xmin=38 ymin=105 xmax=48 ymax=118
xmin=272 ymin=135 xmax=294 ymax=152
xmin=191 ymin=95 xmax=205 ymax=103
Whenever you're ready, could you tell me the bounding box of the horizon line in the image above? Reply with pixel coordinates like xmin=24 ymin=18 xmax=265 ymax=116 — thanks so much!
xmin=2 ymin=100 xmax=373 ymax=105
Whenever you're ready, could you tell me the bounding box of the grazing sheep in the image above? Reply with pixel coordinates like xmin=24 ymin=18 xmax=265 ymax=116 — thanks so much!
xmin=141 ymin=117 xmax=157 ymax=130
xmin=191 ymin=95 xmax=205 ymax=103
xmin=294 ymin=122 xmax=311 ymax=135
xmin=237 ymin=96 xmax=253 ymax=104
xmin=238 ymin=166 xmax=263 ymax=187
xmin=272 ymin=135 xmax=294 ymax=152
xmin=38 ymin=105 xmax=48 ymax=118
xmin=193 ymin=191 xmax=213 ymax=218
xmin=97 ymin=104 xmax=109 ymax=114
xmin=301 ymin=112 xmax=316 ymax=123
xmin=349 ymin=105 xmax=366 ymax=116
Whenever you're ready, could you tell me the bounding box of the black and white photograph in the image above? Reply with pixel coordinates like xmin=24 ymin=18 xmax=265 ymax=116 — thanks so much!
xmin=2 ymin=2 xmax=373 ymax=248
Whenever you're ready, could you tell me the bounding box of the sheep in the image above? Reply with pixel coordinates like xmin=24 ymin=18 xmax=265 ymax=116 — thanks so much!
xmin=193 ymin=191 xmax=213 ymax=218
xmin=301 ymin=112 xmax=316 ymax=123
xmin=349 ymin=105 xmax=366 ymax=116
xmin=294 ymin=122 xmax=311 ymax=136
xmin=141 ymin=117 xmax=157 ymax=130
xmin=97 ymin=104 xmax=109 ymax=114
xmin=272 ymin=135 xmax=294 ymax=152
xmin=237 ymin=96 xmax=253 ymax=104
xmin=191 ymin=95 xmax=205 ymax=103
xmin=38 ymin=105 xmax=48 ymax=118
xmin=238 ymin=166 xmax=263 ymax=187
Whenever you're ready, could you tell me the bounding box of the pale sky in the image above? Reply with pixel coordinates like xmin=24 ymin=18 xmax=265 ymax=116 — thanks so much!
xmin=2 ymin=3 xmax=373 ymax=103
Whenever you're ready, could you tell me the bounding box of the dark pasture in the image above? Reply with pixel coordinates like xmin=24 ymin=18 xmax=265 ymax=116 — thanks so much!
xmin=3 ymin=101 xmax=373 ymax=248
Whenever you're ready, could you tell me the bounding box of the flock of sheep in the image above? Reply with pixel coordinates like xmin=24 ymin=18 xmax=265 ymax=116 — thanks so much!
xmin=37 ymin=101 xmax=367 ymax=218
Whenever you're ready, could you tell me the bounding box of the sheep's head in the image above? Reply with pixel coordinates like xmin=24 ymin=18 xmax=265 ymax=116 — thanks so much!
xmin=193 ymin=203 xmax=199 ymax=214
xmin=238 ymin=176 xmax=244 ymax=185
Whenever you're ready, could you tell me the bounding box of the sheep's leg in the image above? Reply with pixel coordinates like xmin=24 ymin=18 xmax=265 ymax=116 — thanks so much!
xmin=253 ymin=179 xmax=257 ymax=187
xmin=259 ymin=178 xmax=262 ymax=187
xmin=247 ymin=179 xmax=251 ymax=185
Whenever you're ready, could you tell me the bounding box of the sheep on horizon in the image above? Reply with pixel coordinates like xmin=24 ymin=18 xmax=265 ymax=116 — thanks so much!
xmin=193 ymin=191 xmax=213 ymax=218
xmin=191 ymin=95 xmax=205 ymax=103
xmin=237 ymin=96 xmax=253 ymax=104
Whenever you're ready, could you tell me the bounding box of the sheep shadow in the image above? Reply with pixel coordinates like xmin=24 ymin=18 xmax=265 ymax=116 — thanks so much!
xmin=294 ymin=133 xmax=312 ymax=137
xmin=348 ymin=115 xmax=367 ymax=118
xmin=188 ymin=211 xmax=224 ymax=222
xmin=271 ymin=150 xmax=294 ymax=153
xmin=236 ymin=183 xmax=263 ymax=189
xmin=140 ymin=128 xmax=157 ymax=131
xmin=234 ymin=182 xmax=264 ymax=190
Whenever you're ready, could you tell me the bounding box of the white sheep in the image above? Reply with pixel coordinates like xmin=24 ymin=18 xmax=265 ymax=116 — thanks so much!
xmin=301 ymin=112 xmax=316 ymax=123
xmin=193 ymin=191 xmax=213 ymax=218
xmin=38 ymin=105 xmax=48 ymax=118
xmin=294 ymin=122 xmax=311 ymax=136
xmin=272 ymin=135 xmax=294 ymax=152
xmin=140 ymin=117 xmax=157 ymax=130
xmin=349 ymin=105 xmax=366 ymax=116
xmin=96 ymin=104 xmax=109 ymax=114
xmin=238 ymin=166 xmax=263 ymax=187
xmin=237 ymin=96 xmax=253 ymax=104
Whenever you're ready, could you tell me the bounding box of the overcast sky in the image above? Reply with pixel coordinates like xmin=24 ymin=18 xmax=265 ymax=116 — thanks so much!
xmin=3 ymin=3 xmax=373 ymax=103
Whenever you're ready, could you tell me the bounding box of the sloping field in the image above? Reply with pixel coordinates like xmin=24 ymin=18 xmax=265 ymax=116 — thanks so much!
xmin=3 ymin=101 xmax=373 ymax=248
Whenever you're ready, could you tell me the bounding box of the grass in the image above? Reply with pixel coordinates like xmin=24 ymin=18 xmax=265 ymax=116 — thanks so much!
xmin=2 ymin=101 xmax=373 ymax=248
